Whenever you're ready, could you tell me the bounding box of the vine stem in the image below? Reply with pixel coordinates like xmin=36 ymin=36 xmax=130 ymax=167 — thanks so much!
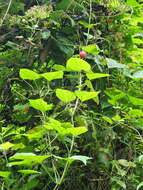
xmin=53 ymin=72 xmax=82 ymax=190
xmin=86 ymin=0 xmax=92 ymax=45
xmin=0 ymin=0 xmax=13 ymax=27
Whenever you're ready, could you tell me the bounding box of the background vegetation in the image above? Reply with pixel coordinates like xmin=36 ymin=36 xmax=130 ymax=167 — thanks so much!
xmin=0 ymin=0 xmax=143 ymax=189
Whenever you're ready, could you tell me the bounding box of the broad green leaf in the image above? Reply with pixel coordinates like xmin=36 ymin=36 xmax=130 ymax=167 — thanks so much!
xmin=56 ymin=89 xmax=76 ymax=103
xmin=106 ymin=58 xmax=127 ymax=69
xmin=29 ymin=99 xmax=53 ymax=112
xmin=0 ymin=171 xmax=11 ymax=178
xmin=8 ymin=153 xmax=51 ymax=166
xmin=19 ymin=69 xmax=40 ymax=80
xmin=129 ymin=96 xmax=143 ymax=106
xmin=128 ymin=109 xmax=143 ymax=118
xmin=0 ymin=142 xmax=14 ymax=150
xmin=82 ymin=44 xmax=100 ymax=55
xmin=53 ymin=64 xmax=66 ymax=71
xmin=66 ymin=58 xmax=91 ymax=72
xmin=18 ymin=170 xmax=41 ymax=175
xmin=102 ymin=116 xmax=113 ymax=124
xmin=86 ymin=73 xmax=110 ymax=80
xmin=41 ymin=71 xmax=63 ymax=81
xmin=75 ymin=90 xmax=100 ymax=102
xmin=66 ymin=127 xmax=88 ymax=136
xmin=137 ymin=182 xmax=143 ymax=190
xmin=127 ymin=0 xmax=140 ymax=7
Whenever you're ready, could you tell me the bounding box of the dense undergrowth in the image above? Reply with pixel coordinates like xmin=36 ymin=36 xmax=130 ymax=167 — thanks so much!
xmin=0 ymin=0 xmax=143 ymax=189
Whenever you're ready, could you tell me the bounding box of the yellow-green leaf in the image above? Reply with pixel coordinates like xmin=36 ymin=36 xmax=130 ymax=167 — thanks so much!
xmin=66 ymin=58 xmax=91 ymax=72
xmin=29 ymin=99 xmax=53 ymax=112
xmin=19 ymin=69 xmax=40 ymax=80
xmin=75 ymin=90 xmax=100 ymax=102
xmin=86 ymin=73 xmax=110 ymax=80
xmin=56 ymin=89 xmax=76 ymax=103
xmin=41 ymin=71 xmax=63 ymax=81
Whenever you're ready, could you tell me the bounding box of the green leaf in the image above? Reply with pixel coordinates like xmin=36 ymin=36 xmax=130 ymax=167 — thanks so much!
xmin=75 ymin=90 xmax=100 ymax=102
xmin=66 ymin=127 xmax=88 ymax=136
xmin=0 ymin=171 xmax=11 ymax=178
xmin=14 ymin=103 xmax=30 ymax=111
xmin=118 ymin=159 xmax=136 ymax=167
xmin=102 ymin=116 xmax=113 ymax=124
xmin=105 ymin=88 xmax=126 ymax=100
xmin=41 ymin=71 xmax=63 ymax=81
xmin=55 ymin=155 xmax=91 ymax=165
xmin=29 ymin=99 xmax=53 ymax=112
xmin=0 ymin=142 xmax=14 ymax=150
xmin=19 ymin=69 xmax=40 ymax=80
xmin=66 ymin=58 xmax=91 ymax=72
xmin=86 ymin=73 xmax=110 ymax=80
xmin=112 ymin=177 xmax=126 ymax=189
xmin=8 ymin=153 xmax=51 ymax=167
xmin=128 ymin=96 xmax=143 ymax=106
xmin=106 ymin=58 xmax=127 ymax=69
xmin=82 ymin=44 xmax=100 ymax=55
xmin=69 ymin=155 xmax=92 ymax=165
xmin=128 ymin=109 xmax=143 ymax=118
xmin=127 ymin=0 xmax=140 ymax=7
xmin=56 ymin=89 xmax=76 ymax=103
xmin=137 ymin=182 xmax=143 ymax=190
xmin=18 ymin=170 xmax=41 ymax=175
xmin=53 ymin=64 xmax=66 ymax=71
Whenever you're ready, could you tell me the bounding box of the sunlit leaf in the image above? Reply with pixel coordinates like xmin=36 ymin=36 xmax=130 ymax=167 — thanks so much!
xmin=75 ymin=90 xmax=100 ymax=102
xmin=8 ymin=153 xmax=51 ymax=167
xmin=20 ymin=69 xmax=40 ymax=80
xmin=18 ymin=170 xmax=41 ymax=175
xmin=66 ymin=58 xmax=91 ymax=72
xmin=0 ymin=142 xmax=14 ymax=150
xmin=86 ymin=73 xmax=110 ymax=80
xmin=82 ymin=44 xmax=100 ymax=55
xmin=0 ymin=171 xmax=11 ymax=178
xmin=41 ymin=71 xmax=63 ymax=81
xmin=56 ymin=89 xmax=76 ymax=102
xmin=29 ymin=99 xmax=53 ymax=112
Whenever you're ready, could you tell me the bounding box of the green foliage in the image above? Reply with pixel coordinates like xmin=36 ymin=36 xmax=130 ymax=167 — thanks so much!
xmin=0 ymin=0 xmax=143 ymax=190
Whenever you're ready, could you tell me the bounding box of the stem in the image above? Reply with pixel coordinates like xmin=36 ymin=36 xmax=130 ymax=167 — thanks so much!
xmin=53 ymin=72 xmax=82 ymax=190
xmin=0 ymin=0 xmax=13 ymax=27
xmin=86 ymin=0 xmax=92 ymax=45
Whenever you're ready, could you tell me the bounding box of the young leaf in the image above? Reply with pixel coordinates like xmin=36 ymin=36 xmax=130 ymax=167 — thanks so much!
xmin=56 ymin=89 xmax=76 ymax=103
xmin=0 ymin=142 xmax=14 ymax=150
xmin=75 ymin=90 xmax=100 ymax=102
xmin=41 ymin=71 xmax=63 ymax=81
xmin=29 ymin=99 xmax=53 ymax=112
xmin=82 ymin=44 xmax=100 ymax=55
xmin=18 ymin=170 xmax=41 ymax=175
xmin=66 ymin=127 xmax=88 ymax=136
xmin=8 ymin=153 xmax=51 ymax=166
xmin=86 ymin=73 xmax=110 ymax=80
xmin=66 ymin=58 xmax=91 ymax=72
xmin=19 ymin=69 xmax=40 ymax=80
xmin=0 ymin=171 xmax=11 ymax=178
